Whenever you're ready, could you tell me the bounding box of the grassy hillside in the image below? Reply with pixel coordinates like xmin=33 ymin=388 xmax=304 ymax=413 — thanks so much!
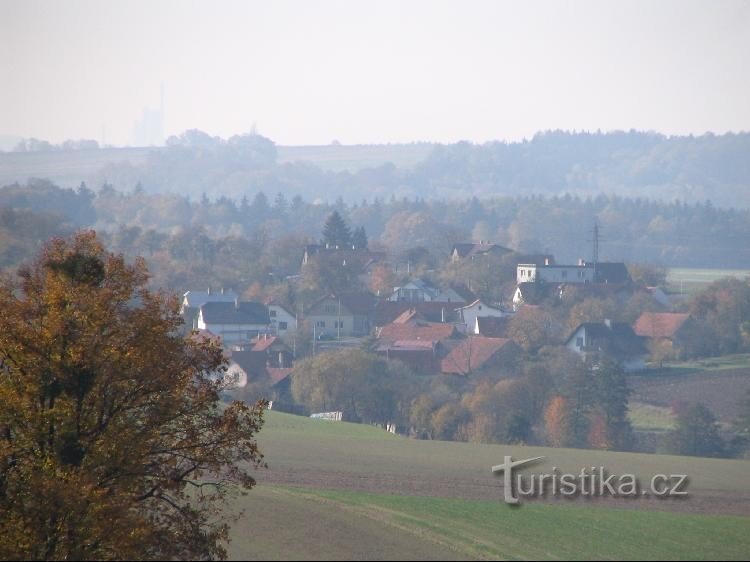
xmin=229 ymin=486 xmax=750 ymax=561
xmin=256 ymin=412 xmax=750 ymax=498
xmin=226 ymin=412 xmax=750 ymax=560
xmin=667 ymin=267 xmax=750 ymax=294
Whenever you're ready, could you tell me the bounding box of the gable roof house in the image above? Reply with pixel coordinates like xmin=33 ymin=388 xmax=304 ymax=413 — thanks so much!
xmin=473 ymin=316 xmax=511 ymax=337
xmin=225 ymin=340 xmax=295 ymax=392
xmin=565 ymin=320 xmax=647 ymax=372
xmin=439 ymin=336 xmax=521 ymax=376
xmin=265 ymin=300 xmax=297 ymax=336
xmin=633 ymin=312 xmax=692 ymax=340
xmin=455 ymin=299 xmax=510 ymax=333
xmin=374 ymin=301 xmax=461 ymax=327
xmin=388 ymin=278 xmax=475 ymax=305
xmin=451 ymin=242 xmax=513 ymax=263
xmin=197 ymin=301 xmax=270 ymax=346
xmin=633 ymin=312 xmax=697 ymax=360
xmin=376 ymin=320 xmax=459 ymax=346
xmin=304 ymin=292 xmax=378 ymax=338
xmin=376 ymin=339 xmax=441 ymax=374
xmin=301 ymin=244 xmax=386 ymax=271
xmin=181 ymin=288 xmax=238 ymax=329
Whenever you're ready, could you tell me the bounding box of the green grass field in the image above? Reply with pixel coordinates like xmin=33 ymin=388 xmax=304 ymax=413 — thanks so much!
xmin=223 ymin=411 xmax=750 ymax=560
xmin=628 ymin=402 xmax=676 ymax=431
xmin=666 ymin=268 xmax=750 ymax=294
xmin=228 ymin=486 xmax=750 ymax=561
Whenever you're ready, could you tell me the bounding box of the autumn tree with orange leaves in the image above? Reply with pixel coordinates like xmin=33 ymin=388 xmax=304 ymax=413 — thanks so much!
xmin=0 ymin=232 xmax=266 ymax=560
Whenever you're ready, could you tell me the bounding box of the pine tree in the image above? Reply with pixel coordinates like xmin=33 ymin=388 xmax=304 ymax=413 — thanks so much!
xmin=351 ymin=226 xmax=368 ymax=250
xmin=322 ymin=211 xmax=352 ymax=249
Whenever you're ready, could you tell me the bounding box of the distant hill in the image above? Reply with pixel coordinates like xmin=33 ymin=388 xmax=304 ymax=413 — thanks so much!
xmin=1 ymin=131 xmax=748 ymax=207
xmin=0 ymin=143 xmax=433 ymax=188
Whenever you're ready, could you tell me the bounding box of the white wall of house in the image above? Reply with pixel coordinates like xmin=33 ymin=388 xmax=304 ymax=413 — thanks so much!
xmin=197 ymin=312 xmax=268 ymax=345
xmin=457 ymin=300 xmax=507 ymax=332
xmin=517 ymin=264 xmax=595 ymax=284
xmin=269 ymin=305 xmax=296 ymax=336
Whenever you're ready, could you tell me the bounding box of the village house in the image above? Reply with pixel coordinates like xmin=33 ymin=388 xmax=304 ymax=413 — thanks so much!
xmin=633 ymin=312 xmax=695 ymax=360
xmin=388 ymin=278 xmax=475 ymax=304
xmin=181 ymin=288 xmax=238 ymax=328
xmin=301 ymin=243 xmax=385 ymax=270
xmin=304 ymin=292 xmax=378 ymax=338
xmin=439 ymin=336 xmax=521 ymax=376
xmin=266 ymin=300 xmax=297 ymax=336
xmin=565 ymin=320 xmax=647 ymax=372
xmin=454 ymin=299 xmax=511 ymax=333
xmin=376 ymin=339 xmax=441 ymax=374
xmin=516 ymin=260 xmax=630 ymax=285
xmin=473 ymin=316 xmax=511 ymax=337
xmin=374 ymin=301 xmax=461 ymax=327
xmin=196 ymin=300 xmax=270 ymax=346
xmin=513 ymin=261 xmax=632 ymax=310
xmin=450 ymin=241 xmax=513 ymax=263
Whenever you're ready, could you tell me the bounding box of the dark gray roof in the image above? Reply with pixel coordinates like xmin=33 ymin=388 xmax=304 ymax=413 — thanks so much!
xmin=200 ymin=301 xmax=270 ymax=325
xmin=566 ymin=322 xmax=646 ymax=358
xmin=594 ymin=263 xmax=631 ymax=284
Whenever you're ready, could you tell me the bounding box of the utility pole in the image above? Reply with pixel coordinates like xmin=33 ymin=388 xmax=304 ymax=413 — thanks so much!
xmin=591 ymin=220 xmax=601 ymax=266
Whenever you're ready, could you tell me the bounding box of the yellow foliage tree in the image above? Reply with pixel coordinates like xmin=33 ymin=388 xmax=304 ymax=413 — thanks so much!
xmin=0 ymin=232 xmax=266 ymax=560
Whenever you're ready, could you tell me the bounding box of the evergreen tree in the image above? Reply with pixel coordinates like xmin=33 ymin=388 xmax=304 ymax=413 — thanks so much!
xmin=352 ymin=226 xmax=368 ymax=250
xmin=666 ymin=403 xmax=726 ymax=458
xmin=322 ymin=211 xmax=352 ymax=249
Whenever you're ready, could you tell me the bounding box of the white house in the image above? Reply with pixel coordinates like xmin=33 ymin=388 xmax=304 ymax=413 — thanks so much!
xmin=181 ymin=288 xmax=238 ymax=312
xmin=565 ymin=320 xmax=647 ymax=372
xmin=267 ymin=301 xmax=297 ymax=336
xmin=517 ymin=261 xmax=595 ymax=285
xmin=197 ymin=301 xmax=270 ymax=346
xmin=388 ymin=279 xmax=472 ymax=304
xmin=455 ymin=299 xmax=509 ymax=333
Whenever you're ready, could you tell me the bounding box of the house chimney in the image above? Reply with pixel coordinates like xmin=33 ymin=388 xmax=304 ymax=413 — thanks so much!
xmin=441 ymin=307 xmax=445 ymax=323
xmin=207 ymin=287 xmax=211 ymax=295
xmin=604 ymin=318 xmax=612 ymax=329
xmin=544 ymin=257 xmax=550 ymax=266
xmin=234 ymin=298 xmax=239 ymax=310
xmin=221 ymin=288 xmax=225 ymax=295
xmin=578 ymin=258 xmax=585 ymax=266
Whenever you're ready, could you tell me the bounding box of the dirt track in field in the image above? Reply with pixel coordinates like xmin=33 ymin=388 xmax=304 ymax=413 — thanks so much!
xmin=255 ymin=465 xmax=750 ymax=517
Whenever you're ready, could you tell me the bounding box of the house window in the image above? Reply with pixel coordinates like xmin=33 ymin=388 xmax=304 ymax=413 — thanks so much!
xmin=324 ymin=304 xmax=337 ymax=314
xmin=270 ymin=310 xmax=277 ymax=318
xmin=334 ymin=320 xmax=344 ymax=329
xmin=316 ymin=320 xmax=326 ymax=328
xmin=278 ymin=321 xmax=288 ymax=330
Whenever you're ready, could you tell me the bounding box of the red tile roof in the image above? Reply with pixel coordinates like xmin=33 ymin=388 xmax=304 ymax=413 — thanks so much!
xmin=440 ymin=336 xmax=516 ymax=375
xmin=378 ymin=322 xmax=458 ymax=344
xmin=251 ymin=335 xmax=282 ymax=352
xmin=266 ymin=367 xmax=294 ymax=386
xmin=633 ymin=312 xmax=691 ymax=339
xmin=374 ymin=301 xmax=459 ymax=326
xmin=475 ymin=316 xmax=510 ymax=337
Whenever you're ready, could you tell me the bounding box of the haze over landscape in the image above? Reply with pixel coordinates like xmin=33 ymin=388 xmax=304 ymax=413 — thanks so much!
xmin=2 ymin=1 xmax=750 ymax=561
xmin=2 ymin=0 xmax=750 ymax=146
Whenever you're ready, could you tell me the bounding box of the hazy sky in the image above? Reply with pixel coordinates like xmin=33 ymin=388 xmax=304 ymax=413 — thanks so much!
xmin=2 ymin=0 xmax=749 ymax=146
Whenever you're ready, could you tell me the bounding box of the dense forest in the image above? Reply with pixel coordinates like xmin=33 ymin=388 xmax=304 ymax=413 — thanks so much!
xmin=1 ymin=180 xmax=748 ymax=283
